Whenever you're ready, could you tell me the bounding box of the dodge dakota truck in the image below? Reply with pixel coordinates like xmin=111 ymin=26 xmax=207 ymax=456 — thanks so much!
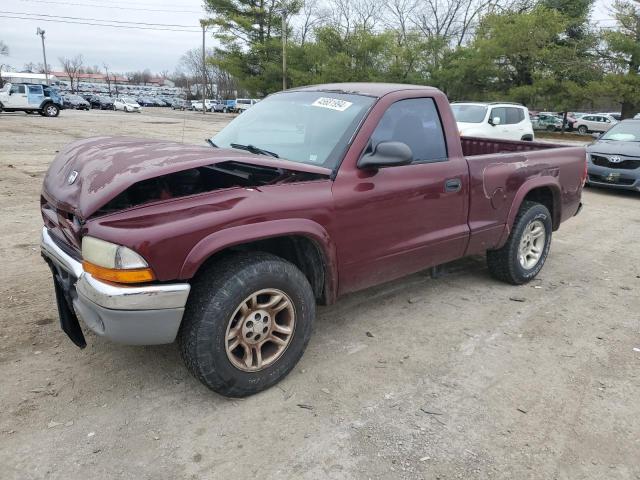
xmin=40 ymin=83 xmax=586 ymax=397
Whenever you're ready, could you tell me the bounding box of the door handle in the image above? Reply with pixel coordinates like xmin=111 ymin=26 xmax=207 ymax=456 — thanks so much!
xmin=444 ymin=178 xmax=462 ymax=192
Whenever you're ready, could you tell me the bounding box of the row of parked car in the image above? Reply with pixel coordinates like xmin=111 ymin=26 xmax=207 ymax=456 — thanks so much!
xmin=171 ymin=98 xmax=260 ymax=113
xmin=530 ymin=111 xmax=623 ymax=134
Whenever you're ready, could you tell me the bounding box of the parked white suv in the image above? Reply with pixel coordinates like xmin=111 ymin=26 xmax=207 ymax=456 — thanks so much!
xmin=114 ymin=96 xmax=142 ymax=113
xmin=235 ymin=98 xmax=259 ymax=113
xmin=451 ymin=102 xmax=534 ymax=141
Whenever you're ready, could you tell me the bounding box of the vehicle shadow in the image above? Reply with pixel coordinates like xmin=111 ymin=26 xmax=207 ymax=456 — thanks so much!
xmin=90 ymin=254 xmax=491 ymax=401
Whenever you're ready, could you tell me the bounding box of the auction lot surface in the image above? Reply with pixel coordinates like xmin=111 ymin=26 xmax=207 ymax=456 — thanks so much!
xmin=1 ymin=109 xmax=639 ymax=480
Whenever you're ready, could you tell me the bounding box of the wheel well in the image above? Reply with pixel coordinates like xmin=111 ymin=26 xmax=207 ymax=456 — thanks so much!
xmin=522 ymin=187 xmax=559 ymax=229
xmin=521 ymin=134 xmax=533 ymax=141
xmin=195 ymin=235 xmax=328 ymax=304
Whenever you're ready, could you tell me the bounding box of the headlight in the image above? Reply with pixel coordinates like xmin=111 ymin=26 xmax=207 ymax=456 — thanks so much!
xmin=81 ymin=236 xmax=155 ymax=283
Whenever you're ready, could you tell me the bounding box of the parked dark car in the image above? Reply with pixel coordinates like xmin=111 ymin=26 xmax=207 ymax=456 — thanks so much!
xmin=587 ymin=120 xmax=640 ymax=191
xmin=89 ymin=95 xmax=114 ymax=110
xmin=63 ymin=94 xmax=90 ymax=110
xmin=171 ymin=99 xmax=188 ymax=110
xmin=137 ymin=97 xmax=156 ymax=107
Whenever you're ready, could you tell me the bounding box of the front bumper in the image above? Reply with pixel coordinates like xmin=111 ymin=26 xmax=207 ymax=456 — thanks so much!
xmin=587 ymin=164 xmax=640 ymax=191
xmin=40 ymin=227 xmax=190 ymax=345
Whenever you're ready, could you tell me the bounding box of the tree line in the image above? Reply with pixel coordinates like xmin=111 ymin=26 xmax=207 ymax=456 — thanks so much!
xmin=202 ymin=0 xmax=640 ymax=117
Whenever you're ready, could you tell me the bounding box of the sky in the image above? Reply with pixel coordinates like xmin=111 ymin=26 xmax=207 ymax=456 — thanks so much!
xmin=0 ymin=0 xmax=616 ymax=75
xmin=0 ymin=0 xmax=210 ymax=73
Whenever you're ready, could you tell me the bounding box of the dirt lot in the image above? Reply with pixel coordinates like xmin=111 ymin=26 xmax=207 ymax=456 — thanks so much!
xmin=1 ymin=108 xmax=639 ymax=480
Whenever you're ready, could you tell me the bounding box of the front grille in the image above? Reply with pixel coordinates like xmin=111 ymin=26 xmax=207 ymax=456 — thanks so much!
xmin=591 ymin=154 xmax=640 ymax=170
xmin=41 ymin=196 xmax=82 ymax=250
xmin=589 ymin=174 xmax=635 ymax=185
xmin=50 ymin=232 xmax=82 ymax=261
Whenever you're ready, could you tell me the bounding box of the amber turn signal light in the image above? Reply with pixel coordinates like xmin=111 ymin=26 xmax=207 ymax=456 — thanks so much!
xmin=83 ymin=261 xmax=155 ymax=284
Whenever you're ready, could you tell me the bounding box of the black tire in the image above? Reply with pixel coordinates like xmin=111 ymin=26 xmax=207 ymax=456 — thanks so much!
xmin=40 ymin=103 xmax=60 ymax=117
xmin=521 ymin=135 xmax=533 ymax=141
xmin=577 ymin=125 xmax=588 ymax=135
xmin=179 ymin=252 xmax=315 ymax=397
xmin=546 ymin=125 xmax=555 ymax=132
xmin=486 ymin=201 xmax=552 ymax=285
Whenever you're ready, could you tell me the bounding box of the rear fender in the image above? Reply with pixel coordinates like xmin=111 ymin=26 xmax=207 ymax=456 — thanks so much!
xmin=179 ymin=218 xmax=339 ymax=304
xmin=497 ymin=177 xmax=561 ymax=247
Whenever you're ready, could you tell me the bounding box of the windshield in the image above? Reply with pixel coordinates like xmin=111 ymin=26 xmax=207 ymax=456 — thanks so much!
xmin=211 ymin=91 xmax=375 ymax=169
xmin=122 ymin=97 xmax=136 ymax=103
xmin=451 ymin=104 xmax=488 ymax=123
xmin=600 ymin=122 xmax=640 ymax=141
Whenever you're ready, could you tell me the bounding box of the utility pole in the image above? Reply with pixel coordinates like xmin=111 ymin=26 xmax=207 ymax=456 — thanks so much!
xmin=36 ymin=28 xmax=49 ymax=85
xmin=281 ymin=10 xmax=287 ymax=91
xmin=200 ymin=19 xmax=207 ymax=115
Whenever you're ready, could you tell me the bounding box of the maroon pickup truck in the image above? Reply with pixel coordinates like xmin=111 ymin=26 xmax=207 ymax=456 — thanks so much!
xmin=41 ymin=83 xmax=586 ymax=397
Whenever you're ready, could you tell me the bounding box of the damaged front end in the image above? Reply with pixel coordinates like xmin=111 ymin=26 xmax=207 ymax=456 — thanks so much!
xmin=93 ymin=161 xmax=328 ymax=216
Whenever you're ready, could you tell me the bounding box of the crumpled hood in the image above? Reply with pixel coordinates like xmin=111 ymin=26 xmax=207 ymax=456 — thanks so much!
xmin=42 ymin=136 xmax=331 ymax=219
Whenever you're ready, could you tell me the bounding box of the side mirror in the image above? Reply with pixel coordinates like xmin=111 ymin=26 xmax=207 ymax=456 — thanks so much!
xmin=490 ymin=116 xmax=501 ymax=126
xmin=8 ymin=90 xmax=13 ymax=95
xmin=358 ymin=141 xmax=413 ymax=170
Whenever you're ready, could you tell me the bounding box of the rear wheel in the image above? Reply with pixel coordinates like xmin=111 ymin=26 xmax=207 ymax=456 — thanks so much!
xmin=179 ymin=252 xmax=315 ymax=397
xmin=487 ymin=201 xmax=552 ymax=285
xmin=42 ymin=103 xmax=60 ymax=117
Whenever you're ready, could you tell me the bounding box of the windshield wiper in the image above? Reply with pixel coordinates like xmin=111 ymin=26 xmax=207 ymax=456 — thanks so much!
xmin=230 ymin=143 xmax=279 ymax=158
xmin=206 ymin=138 xmax=218 ymax=148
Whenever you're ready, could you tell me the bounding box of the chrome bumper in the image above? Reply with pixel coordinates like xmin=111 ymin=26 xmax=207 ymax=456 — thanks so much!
xmin=40 ymin=227 xmax=190 ymax=344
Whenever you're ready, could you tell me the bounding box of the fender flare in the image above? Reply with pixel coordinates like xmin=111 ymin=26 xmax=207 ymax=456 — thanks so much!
xmin=497 ymin=177 xmax=562 ymax=247
xmin=179 ymin=218 xmax=339 ymax=304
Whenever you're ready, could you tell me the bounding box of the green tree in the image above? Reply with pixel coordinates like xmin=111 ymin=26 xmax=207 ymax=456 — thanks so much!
xmin=204 ymin=0 xmax=302 ymax=95
xmin=596 ymin=0 xmax=640 ymax=118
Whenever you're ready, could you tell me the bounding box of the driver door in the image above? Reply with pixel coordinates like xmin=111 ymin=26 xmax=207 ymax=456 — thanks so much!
xmin=332 ymin=97 xmax=470 ymax=294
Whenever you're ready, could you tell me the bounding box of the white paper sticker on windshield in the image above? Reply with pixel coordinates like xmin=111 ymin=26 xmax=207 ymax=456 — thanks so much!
xmin=311 ymin=97 xmax=353 ymax=111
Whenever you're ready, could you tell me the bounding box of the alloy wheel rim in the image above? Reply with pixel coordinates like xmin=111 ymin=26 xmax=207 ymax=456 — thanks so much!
xmin=47 ymin=106 xmax=56 ymax=116
xmin=224 ymin=288 xmax=295 ymax=372
xmin=518 ymin=220 xmax=546 ymax=269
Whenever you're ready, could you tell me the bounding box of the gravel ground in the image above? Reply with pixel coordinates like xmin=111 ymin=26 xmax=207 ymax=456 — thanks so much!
xmin=1 ymin=108 xmax=639 ymax=480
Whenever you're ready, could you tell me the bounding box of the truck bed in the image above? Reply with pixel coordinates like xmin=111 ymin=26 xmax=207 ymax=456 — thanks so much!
xmin=461 ymin=136 xmax=567 ymax=156
xmin=460 ymin=136 xmax=586 ymax=257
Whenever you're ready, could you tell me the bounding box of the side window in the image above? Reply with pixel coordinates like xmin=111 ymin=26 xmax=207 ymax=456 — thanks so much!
xmin=28 ymin=85 xmax=42 ymax=95
xmin=583 ymin=115 xmax=592 ymax=121
xmin=370 ymin=98 xmax=447 ymax=163
xmin=505 ymin=107 xmax=524 ymax=124
xmin=10 ymin=85 xmax=26 ymax=94
xmin=490 ymin=107 xmax=507 ymax=125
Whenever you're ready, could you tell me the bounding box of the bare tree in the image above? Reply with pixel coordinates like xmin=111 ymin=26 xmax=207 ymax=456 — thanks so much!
xmin=59 ymin=54 xmax=84 ymax=93
xmin=179 ymin=47 xmax=238 ymax=99
xmin=103 ymin=63 xmax=113 ymax=94
xmin=383 ymin=0 xmax=419 ymax=40
xmin=295 ymin=0 xmax=330 ymax=45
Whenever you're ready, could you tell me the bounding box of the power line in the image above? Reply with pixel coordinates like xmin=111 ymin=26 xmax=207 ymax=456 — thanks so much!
xmin=0 ymin=14 xmax=202 ymax=32
xmin=17 ymin=0 xmax=203 ymax=14
xmin=0 ymin=10 xmax=201 ymax=28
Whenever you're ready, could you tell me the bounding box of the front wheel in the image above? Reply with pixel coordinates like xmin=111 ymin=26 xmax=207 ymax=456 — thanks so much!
xmin=577 ymin=125 xmax=588 ymax=135
xmin=179 ymin=252 xmax=315 ymax=397
xmin=487 ymin=201 xmax=552 ymax=285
